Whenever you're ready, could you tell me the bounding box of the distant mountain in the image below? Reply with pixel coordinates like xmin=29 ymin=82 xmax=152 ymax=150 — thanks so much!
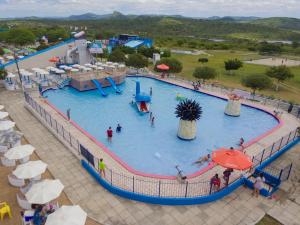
xmin=208 ymin=16 xmax=260 ymax=22
xmin=67 ymin=11 xmax=124 ymax=20
xmin=249 ymin=17 xmax=300 ymax=31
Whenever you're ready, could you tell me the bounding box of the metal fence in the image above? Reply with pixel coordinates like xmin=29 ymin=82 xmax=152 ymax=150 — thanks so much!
xmin=164 ymin=75 xmax=300 ymax=119
xmin=24 ymin=92 xmax=300 ymax=198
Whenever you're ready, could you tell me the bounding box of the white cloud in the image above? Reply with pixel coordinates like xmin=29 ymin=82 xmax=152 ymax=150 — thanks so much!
xmin=0 ymin=0 xmax=300 ymax=18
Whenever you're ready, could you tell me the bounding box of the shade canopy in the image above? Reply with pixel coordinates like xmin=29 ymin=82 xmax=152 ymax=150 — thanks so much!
xmin=212 ymin=148 xmax=252 ymax=170
xmin=49 ymin=57 xmax=59 ymax=63
xmin=0 ymin=105 xmax=4 ymax=111
xmin=4 ymin=144 xmax=35 ymax=160
xmin=13 ymin=160 xmax=47 ymax=179
xmin=7 ymin=73 xmax=16 ymax=78
xmin=156 ymin=64 xmax=170 ymax=71
xmin=0 ymin=111 xmax=9 ymax=119
xmin=0 ymin=120 xmax=15 ymax=131
xmin=45 ymin=205 xmax=87 ymax=225
xmin=25 ymin=179 xmax=64 ymax=204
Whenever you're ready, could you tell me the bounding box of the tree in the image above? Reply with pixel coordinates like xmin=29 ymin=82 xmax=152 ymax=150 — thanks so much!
xmin=108 ymin=49 xmax=126 ymax=63
xmin=198 ymin=58 xmax=208 ymax=63
xmin=36 ymin=43 xmax=49 ymax=51
xmin=6 ymin=28 xmax=35 ymax=46
xmin=193 ymin=66 xmax=217 ymax=81
xmin=98 ymin=48 xmax=109 ymax=61
xmin=137 ymin=46 xmax=159 ymax=58
xmin=224 ymin=59 xmax=243 ymax=74
xmin=0 ymin=47 xmax=4 ymax=56
xmin=160 ymin=49 xmax=171 ymax=58
xmin=46 ymin=27 xmax=69 ymax=43
xmin=0 ymin=68 xmax=7 ymax=80
xmin=154 ymin=58 xmax=182 ymax=73
xmin=126 ymin=53 xmax=148 ymax=70
xmin=266 ymin=65 xmax=294 ymax=91
xmin=241 ymin=74 xmax=272 ymax=95
xmin=259 ymin=42 xmax=282 ymax=55
xmin=116 ymin=46 xmax=135 ymax=54
xmin=292 ymin=41 xmax=299 ymax=49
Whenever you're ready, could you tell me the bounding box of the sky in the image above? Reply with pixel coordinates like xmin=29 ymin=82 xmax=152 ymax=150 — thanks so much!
xmin=0 ymin=0 xmax=300 ymax=18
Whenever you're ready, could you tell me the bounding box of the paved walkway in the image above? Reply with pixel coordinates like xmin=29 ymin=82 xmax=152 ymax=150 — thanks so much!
xmin=1 ymin=89 xmax=300 ymax=225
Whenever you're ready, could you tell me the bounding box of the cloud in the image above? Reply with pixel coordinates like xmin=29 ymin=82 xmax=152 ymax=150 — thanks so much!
xmin=0 ymin=0 xmax=300 ymax=18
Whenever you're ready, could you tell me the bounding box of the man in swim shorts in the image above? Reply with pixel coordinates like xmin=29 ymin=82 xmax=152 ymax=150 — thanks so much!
xmin=107 ymin=127 xmax=113 ymax=142
xmin=99 ymin=158 xmax=106 ymax=177
xmin=193 ymin=154 xmax=211 ymax=165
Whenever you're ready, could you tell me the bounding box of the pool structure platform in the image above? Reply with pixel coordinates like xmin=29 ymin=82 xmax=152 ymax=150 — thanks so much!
xmin=26 ymin=74 xmax=300 ymax=205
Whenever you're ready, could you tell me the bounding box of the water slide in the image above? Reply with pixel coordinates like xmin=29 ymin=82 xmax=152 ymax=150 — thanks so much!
xmin=106 ymin=77 xmax=121 ymax=93
xmin=92 ymin=79 xmax=108 ymax=96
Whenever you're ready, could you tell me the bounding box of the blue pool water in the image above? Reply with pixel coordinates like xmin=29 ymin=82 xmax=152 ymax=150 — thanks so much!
xmin=44 ymin=77 xmax=279 ymax=176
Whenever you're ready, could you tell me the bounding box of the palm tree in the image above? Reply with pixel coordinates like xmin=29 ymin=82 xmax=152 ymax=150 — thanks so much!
xmin=175 ymin=99 xmax=202 ymax=140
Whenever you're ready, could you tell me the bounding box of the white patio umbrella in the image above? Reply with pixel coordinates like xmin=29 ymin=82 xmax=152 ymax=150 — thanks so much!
xmin=32 ymin=68 xmax=41 ymax=72
xmin=55 ymin=69 xmax=66 ymax=74
xmin=89 ymin=65 xmax=97 ymax=69
xmin=4 ymin=144 xmax=35 ymax=160
xmin=0 ymin=120 xmax=15 ymax=131
xmin=13 ymin=160 xmax=47 ymax=179
xmin=96 ymin=67 xmax=104 ymax=70
xmin=7 ymin=73 xmax=16 ymax=78
xmin=64 ymin=66 xmax=72 ymax=71
xmin=0 ymin=111 xmax=9 ymax=120
xmin=0 ymin=105 xmax=4 ymax=111
xmin=84 ymin=63 xmax=92 ymax=67
xmin=45 ymin=205 xmax=87 ymax=225
xmin=70 ymin=68 xmax=79 ymax=73
xmin=25 ymin=179 xmax=64 ymax=204
xmin=72 ymin=64 xmax=81 ymax=68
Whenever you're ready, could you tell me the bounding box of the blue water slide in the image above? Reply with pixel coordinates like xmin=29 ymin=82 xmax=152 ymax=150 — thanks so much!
xmin=106 ymin=77 xmax=121 ymax=94
xmin=92 ymin=79 xmax=108 ymax=96
xmin=135 ymin=81 xmax=151 ymax=102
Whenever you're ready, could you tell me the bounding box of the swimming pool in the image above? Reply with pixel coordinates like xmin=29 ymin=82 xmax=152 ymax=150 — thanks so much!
xmin=44 ymin=76 xmax=279 ymax=176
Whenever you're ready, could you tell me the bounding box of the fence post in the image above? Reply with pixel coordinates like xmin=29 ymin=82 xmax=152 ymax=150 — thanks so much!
xmin=49 ymin=115 xmax=53 ymax=127
xmin=62 ymin=126 xmax=65 ymax=138
xmin=286 ymin=132 xmax=292 ymax=145
xmin=293 ymin=129 xmax=298 ymax=141
xmin=260 ymin=149 xmax=265 ymax=165
xmin=110 ymin=169 xmax=113 ymax=185
xmin=209 ymin=183 xmax=213 ymax=195
xmin=158 ymin=180 xmax=161 ymax=197
xmin=287 ymin=163 xmax=293 ymax=180
xmin=77 ymin=140 xmax=80 ymax=155
xmin=270 ymin=143 xmax=275 ymax=157
xmin=69 ymin=133 xmax=72 ymax=146
xmin=185 ymin=181 xmax=189 ymax=197
xmin=55 ymin=120 xmax=58 ymax=133
xmin=278 ymin=137 xmax=284 ymax=150
xmin=132 ymin=176 xmax=135 ymax=192
xmin=278 ymin=169 xmax=283 ymax=181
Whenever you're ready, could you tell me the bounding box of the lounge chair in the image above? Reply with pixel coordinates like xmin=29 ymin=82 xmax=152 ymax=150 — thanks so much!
xmin=16 ymin=193 xmax=31 ymax=210
xmin=8 ymin=174 xmax=25 ymax=187
xmin=0 ymin=157 xmax=16 ymax=167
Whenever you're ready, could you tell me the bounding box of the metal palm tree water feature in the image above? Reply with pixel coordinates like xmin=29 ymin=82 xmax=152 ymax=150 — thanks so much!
xmin=175 ymin=99 xmax=202 ymax=140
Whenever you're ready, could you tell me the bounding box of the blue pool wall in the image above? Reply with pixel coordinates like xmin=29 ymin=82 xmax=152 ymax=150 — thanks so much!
xmin=81 ymin=137 xmax=299 ymax=205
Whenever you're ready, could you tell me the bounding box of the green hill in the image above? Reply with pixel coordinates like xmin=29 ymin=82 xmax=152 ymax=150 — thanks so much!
xmin=250 ymin=17 xmax=300 ymax=32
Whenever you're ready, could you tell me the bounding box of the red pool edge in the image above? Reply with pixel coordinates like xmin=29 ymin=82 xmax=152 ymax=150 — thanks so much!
xmin=43 ymin=76 xmax=284 ymax=180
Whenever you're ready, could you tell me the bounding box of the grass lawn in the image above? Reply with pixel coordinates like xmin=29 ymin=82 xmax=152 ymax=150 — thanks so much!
xmin=256 ymin=214 xmax=283 ymax=225
xmin=168 ymin=50 xmax=300 ymax=103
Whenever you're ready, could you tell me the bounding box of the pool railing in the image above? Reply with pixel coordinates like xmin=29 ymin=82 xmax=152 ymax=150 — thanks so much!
xmin=24 ymin=92 xmax=300 ymax=204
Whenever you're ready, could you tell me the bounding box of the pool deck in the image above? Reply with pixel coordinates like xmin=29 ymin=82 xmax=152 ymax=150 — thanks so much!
xmin=1 ymin=88 xmax=300 ymax=225
xmin=28 ymin=75 xmax=299 ymax=185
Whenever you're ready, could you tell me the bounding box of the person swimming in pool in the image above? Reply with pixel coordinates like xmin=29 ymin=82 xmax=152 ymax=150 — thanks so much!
xmin=116 ymin=124 xmax=122 ymax=133
xmin=193 ymin=154 xmax=211 ymax=165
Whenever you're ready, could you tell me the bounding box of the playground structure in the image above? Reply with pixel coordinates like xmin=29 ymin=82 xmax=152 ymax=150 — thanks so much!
xmin=68 ymin=62 xmax=126 ymax=94
xmin=109 ymin=34 xmax=153 ymax=49
xmin=134 ymin=81 xmax=151 ymax=113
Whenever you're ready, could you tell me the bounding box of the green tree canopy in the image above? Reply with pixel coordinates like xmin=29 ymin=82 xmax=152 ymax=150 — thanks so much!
xmin=198 ymin=58 xmax=209 ymax=63
xmin=224 ymin=58 xmax=243 ymax=73
xmin=259 ymin=42 xmax=282 ymax=55
xmin=0 ymin=47 xmax=4 ymax=56
xmin=126 ymin=53 xmax=148 ymax=68
xmin=160 ymin=49 xmax=171 ymax=58
xmin=108 ymin=49 xmax=126 ymax=63
xmin=137 ymin=46 xmax=160 ymax=58
xmin=6 ymin=28 xmax=35 ymax=46
xmin=154 ymin=58 xmax=182 ymax=73
xmin=241 ymin=74 xmax=272 ymax=95
xmin=46 ymin=27 xmax=69 ymax=43
xmin=115 ymin=46 xmax=135 ymax=54
xmin=193 ymin=66 xmax=217 ymax=81
xmin=266 ymin=65 xmax=294 ymax=91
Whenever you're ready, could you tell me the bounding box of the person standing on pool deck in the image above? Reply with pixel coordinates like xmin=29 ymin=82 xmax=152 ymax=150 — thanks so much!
xmin=107 ymin=127 xmax=113 ymax=142
xmin=253 ymin=173 xmax=265 ymax=197
xmin=99 ymin=158 xmax=106 ymax=177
